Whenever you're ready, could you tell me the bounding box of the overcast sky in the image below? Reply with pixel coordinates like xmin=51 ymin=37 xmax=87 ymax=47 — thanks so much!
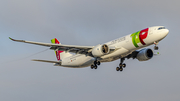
xmin=0 ymin=0 xmax=180 ymax=101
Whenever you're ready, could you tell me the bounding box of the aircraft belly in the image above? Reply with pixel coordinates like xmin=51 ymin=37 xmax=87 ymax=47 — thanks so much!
xmin=100 ymin=52 xmax=131 ymax=62
xmin=101 ymin=47 xmax=129 ymax=59
xmin=61 ymin=55 xmax=95 ymax=68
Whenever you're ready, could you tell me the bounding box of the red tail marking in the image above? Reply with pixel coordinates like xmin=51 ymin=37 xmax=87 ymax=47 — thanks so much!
xmin=54 ymin=38 xmax=63 ymax=61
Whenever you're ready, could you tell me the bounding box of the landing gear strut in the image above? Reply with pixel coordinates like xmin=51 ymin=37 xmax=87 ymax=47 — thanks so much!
xmin=154 ymin=42 xmax=159 ymax=50
xmin=116 ymin=58 xmax=126 ymax=72
xmin=91 ymin=60 xmax=100 ymax=69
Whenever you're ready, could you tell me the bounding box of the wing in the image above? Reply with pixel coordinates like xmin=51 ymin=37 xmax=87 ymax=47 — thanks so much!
xmin=9 ymin=37 xmax=94 ymax=56
xmin=32 ymin=59 xmax=61 ymax=63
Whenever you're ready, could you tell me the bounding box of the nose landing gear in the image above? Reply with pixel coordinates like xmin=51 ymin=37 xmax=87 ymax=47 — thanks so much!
xmin=154 ymin=42 xmax=159 ymax=50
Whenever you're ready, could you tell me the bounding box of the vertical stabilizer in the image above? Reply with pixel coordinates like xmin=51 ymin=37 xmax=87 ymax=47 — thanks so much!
xmin=51 ymin=38 xmax=63 ymax=61
xmin=51 ymin=38 xmax=72 ymax=60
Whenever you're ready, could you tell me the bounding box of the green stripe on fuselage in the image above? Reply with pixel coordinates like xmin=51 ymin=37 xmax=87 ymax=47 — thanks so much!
xmin=131 ymin=31 xmax=140 ymax=48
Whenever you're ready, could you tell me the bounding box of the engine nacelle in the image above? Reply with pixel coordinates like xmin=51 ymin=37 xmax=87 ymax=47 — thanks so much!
xmin=136 ymin=48 xmax=153 ymax=61
xmin=92 ymin=44 xmax=109 ymax=57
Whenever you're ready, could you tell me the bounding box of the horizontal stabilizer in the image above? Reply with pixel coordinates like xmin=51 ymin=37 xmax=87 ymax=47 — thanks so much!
xmin=32 ymin=59 xmax=61 ymax=64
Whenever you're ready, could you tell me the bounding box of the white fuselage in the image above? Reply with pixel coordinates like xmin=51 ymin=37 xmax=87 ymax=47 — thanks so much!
xmin=59 ymin=26 xmax=169 ymax=68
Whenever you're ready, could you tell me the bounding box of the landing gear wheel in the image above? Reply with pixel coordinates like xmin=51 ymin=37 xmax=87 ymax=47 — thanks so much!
xmin=94 ymin=61 xmax=97 ymax=65
xmin=118 ymin=58 xmax=126 ymax=72
xmin=97 ymin=61 xmax=101 ymax=65
xmin=154 ymin=46 xmax=159 ymax=50
xmin=119 ymin=67 xmax=123 ymax=71
xmin=91 ymin=65 xmax=94 ymax=69
xmin=116 ymin=67 xmax=120 ymax=71
xmin=119 ymin=63 xmax=122 ymax=67
xmin=92 ymin=60 xmax=100 ymax=69
xmin=122 ymin=64 xmax=126 ymax=68
xmin=94 ymin=66 xmax=97 ymax=69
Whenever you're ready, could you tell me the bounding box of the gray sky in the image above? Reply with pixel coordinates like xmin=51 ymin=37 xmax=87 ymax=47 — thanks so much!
xmin=0 ymin=0 xmax=180 ymax=101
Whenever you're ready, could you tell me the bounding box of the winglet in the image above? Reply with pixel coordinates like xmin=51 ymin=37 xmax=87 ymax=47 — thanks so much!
xmin=9 ymin=37 xmax=25 ymax=42
xmin=9 ymin=37 xmax=15 ymax=41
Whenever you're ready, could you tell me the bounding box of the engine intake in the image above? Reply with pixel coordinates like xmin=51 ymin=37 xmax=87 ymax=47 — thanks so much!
xmin=136 ymin=48 xmax=153 ymax=61
xmin=92 ymin=44 xmax=109 ymax=57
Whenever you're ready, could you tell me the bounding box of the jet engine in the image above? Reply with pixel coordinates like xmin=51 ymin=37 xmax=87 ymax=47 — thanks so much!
xmin=92 ymin=44 xmax=109 ymax=57
xmin=136 ymin=48 xmax=153 ymax=61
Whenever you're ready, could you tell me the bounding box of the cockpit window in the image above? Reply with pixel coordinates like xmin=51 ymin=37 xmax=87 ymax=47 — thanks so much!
xmin=158 ymin=27 xmax=165 ymax=30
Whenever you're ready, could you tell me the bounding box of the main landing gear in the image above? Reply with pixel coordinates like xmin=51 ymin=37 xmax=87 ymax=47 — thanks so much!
xmin=154 ymin=42 xmax=159 ymax=50
xmin=116 ymin=58 xmax=126 ymax=72
xmin=91 ymin=61 xmax=100 ymax=69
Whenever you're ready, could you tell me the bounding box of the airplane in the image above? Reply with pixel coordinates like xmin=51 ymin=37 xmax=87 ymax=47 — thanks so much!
xmin=9 ymin=26 xmax=169 ymax=72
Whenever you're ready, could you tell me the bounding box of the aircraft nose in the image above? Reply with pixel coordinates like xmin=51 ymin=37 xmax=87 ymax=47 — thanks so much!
xmin=165 ymin=29 xmax=169 ymax=35
xmin=162 ymin=29 xmax=169 ymax=37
